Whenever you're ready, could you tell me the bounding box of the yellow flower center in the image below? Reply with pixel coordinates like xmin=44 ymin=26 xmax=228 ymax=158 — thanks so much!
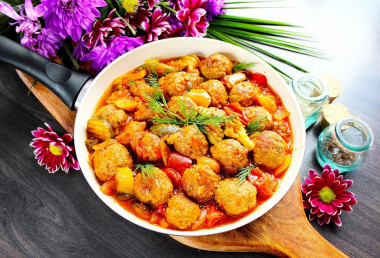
xmin=319 ymin=186 xmax=336 ymax=204
xmin=49 ymin=144 xmax=63 ymax=156
xmin=123 ymin=0 xmax=139 ymax=14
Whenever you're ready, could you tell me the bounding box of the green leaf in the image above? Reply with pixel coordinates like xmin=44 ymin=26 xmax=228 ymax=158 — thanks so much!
xmin=214 ymin=14 xmax=298 ymax=27
xmin=98 ymin=5 xmax=109 ymax=21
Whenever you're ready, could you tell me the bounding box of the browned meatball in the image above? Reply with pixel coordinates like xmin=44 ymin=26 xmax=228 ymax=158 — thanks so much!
xmin=159 ymin=72 xmax=190 ymax=99
xmin=245 ymin=106 xmax=273 ymax=130
xmin=106 ymin=89 xmax=131 ymax=104
xmin=94 ymin=104 xmax=129 ymax=134
xmin=215 ymin=178 xmax=257 ymax=216
xmin=250 ymin=131 xmax=287 ymax=170
xmin=229 ymin=81 xmax=259 ymax=107
xmin=166 ymin=195 xmax=201 ymax=229
xmin=210 ymin=139 xmax=249 ymax=175
xmin=130 ymin=80 xmax=154 ymax=99
xmin=168 ymin=125 xmax=209 ymax=160
xmin=182 ymin=164 xmax=221 ymax=203
xmin=199 ymin=54 xmax=233 ymax=79
xmin=92 ymin=140 xmax=134 ymax=181
xmin=167 ymin=96 xmax=198 ymax=119
xmin=195 ymin=80 xmax=228 ymax=107
xmin=134 ymin=167 xmax=173 ymax=207
xmin=133 ymin=102 xmax=159 ymax=123
xmin=130 ymin=132 xmax=163 ymax=162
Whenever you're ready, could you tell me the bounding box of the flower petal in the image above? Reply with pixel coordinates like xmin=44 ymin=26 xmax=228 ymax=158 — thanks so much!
xmin=332 ymin=215 xmax=342 ymax=226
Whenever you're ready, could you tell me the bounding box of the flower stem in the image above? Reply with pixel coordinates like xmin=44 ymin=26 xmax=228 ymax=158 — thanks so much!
xmin=106 ymin=0 xmax=136 ymax=35
xmin=28 ymin=79 xmax=37 ymax=96
xmin=62 ymin=40 xmax=80 ymax=70
xmin=158 ymin=4 xmax=177 ymax=14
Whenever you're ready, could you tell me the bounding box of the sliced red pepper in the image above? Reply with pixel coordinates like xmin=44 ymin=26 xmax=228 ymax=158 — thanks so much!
xmin=162 ymin=167 xmax=182 ymax=187
xmin=167 ymin=152 xmax=192 ymax=176
xmin=247 ymin=167 xmax=276 ymax=198
xmin=156 ymin=204 xmax=167 ymax=217
xmin=250 ymin=73 xmax=267 ymax=86
xmin=223 ymin=107 xmax=248 ymax=125
xmin=205 ymin=204 xmax=225 ymax=227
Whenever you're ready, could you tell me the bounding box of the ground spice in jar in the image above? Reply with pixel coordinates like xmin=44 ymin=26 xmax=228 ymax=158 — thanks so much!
xmin=324 ymin=139 xmax=355 ymax=166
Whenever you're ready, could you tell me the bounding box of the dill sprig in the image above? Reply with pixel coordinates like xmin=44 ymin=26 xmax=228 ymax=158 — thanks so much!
xmin=236 ymin=165 xmax=257 ymax=186
xmin=144 ymin=67 xmax=179 ymax=100
xmin=232 ymin=61 xmax=256 ymax=72
xmin=144 ymin=92 xmax=232 ymax=134
xmin=246 ymin=117 xmax=266 ymax=135
xmin=134 ymin=163 xmax=156 ymax=179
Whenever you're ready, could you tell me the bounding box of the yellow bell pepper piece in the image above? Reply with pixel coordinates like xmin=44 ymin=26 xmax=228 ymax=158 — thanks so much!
xmin=186 ymin=89 xmax=211 ymax=107
xmin=115 ymin=167 xmax=135 ymax=195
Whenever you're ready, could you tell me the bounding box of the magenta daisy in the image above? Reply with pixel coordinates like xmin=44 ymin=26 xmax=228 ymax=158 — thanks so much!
xmin=124 ymin=6 xmax=152 ymax=34
xmin=301 ymin=164 xmax=357 ymax=226
xmin=141 ymin=8 xmax=171 ymax=42
xmin=176 ymin=0 xmax=209 ymax=37
xmin=146 ymin=0 xmax=160 ymax=9
xmin=39 ymin=0 xmax=107 ymax=42
xmin=30 ymin=123 xmax=79 ymax=173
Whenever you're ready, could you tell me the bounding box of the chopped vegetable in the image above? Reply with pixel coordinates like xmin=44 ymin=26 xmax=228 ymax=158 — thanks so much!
xmin=236 ymin=165 xmax=257 ymax=186
xmin=221 ymin=72 xmax=246 ymax=89
xmin=224 ymin=119 xmax=255 ymax=151
xmin=204 ymin=124 xmax=224 ymax=144
xmin=160 ymin=139 xmax=171 ymax=166
xmin=136 ymin=62 xmax=177 ymax=76
xmin=113 ymin=70 xmax=147 ymax=87
xmin=156 ymin=204 xmax=166 ymax=217
xmin=115 ymin=167 xmax=135 ymax=195
xmin=114 ymin=98 xmax=139 ymax=111
xmin=250 ymin=73 xmax=267 ymax=86
xmin=115 ymin=121 xmax=146 ymax=145
xmin=232 ymin=62 xmax=256 ymax=73
xmin=162 ymin=168 xmax=182 ymax=187
xmin=150 ymin=124 xmax=181 ymax=136
xmin=205 ymin=204 xmax=225 ymax=227
xmin=223 ymin=103 xmax=249 ymax=125
xmin=273 ymin=155 xmax=291 ymax=176
xmin=100 ymin=178 xmax=116 ymax=196
xmin=247 ymin=167 xmax=278 ymax=198
xmin=85 ymin=138 xmax=101 ymax=152
xmin=167 ymin=152 xmax=193 ymax=176
xmin=132 ymin=202 xmax=151 ymax=219
xmin=185 ymin=89 xmax=212 ymax=107
xmin=87 ymin=118 xmax=114 ymax=141
xmin=273 ymin=106 xmax=290 ymax=121
xmin=197 ymin=156 xmax=220 ymax=174
xmin=257 ymin=94 xmax=277 ymax=113
xmin=191 ymin=208 xmax=207 ymax=230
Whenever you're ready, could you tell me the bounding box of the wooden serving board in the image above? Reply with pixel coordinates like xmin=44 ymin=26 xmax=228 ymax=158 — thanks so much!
xmin=18 ymin=71 xmax=347 ymax=257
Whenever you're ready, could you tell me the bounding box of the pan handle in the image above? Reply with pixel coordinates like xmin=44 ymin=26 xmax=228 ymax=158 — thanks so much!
xmin=0 ymin=36 xmax=92 ymax=110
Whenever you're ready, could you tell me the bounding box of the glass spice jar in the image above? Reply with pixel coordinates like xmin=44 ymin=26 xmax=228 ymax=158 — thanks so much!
xmin=291 ymin=74 xmax=330 ymax=129
xmin=316 ymin=118 xmax=373 ymax=173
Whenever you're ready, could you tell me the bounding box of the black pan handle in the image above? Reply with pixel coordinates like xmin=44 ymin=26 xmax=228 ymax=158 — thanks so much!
xmin=0 ymin=36 xmax=92 ymax=110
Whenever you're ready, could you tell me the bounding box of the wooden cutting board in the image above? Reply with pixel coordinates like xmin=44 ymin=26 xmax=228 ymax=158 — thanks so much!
xmin=18 ymin=71 xmax=347 ymax=257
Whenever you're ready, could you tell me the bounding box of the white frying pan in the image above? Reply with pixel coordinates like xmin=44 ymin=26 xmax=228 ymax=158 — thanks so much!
xmin=0 ymin=36 xmax=305 ymax=236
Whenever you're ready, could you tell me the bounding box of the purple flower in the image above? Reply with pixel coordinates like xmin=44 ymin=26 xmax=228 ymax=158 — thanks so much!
xmin=301 ymin=164 xmax=357 ymax=226
xmin=141 ymin=8 xmax=171 ymax=42
xmin=124 ymin=6 xmax=151 ymax=34
xmin=176 ymin=0 xmax=209 ymax=37
xmin=167 ymin=14 xmax=185 ymax=37
xmin=81 ymin=36 xmax=144 ymax=73
xmin=21 ymin=29 xmax=62 ymax=58
xmin=40 ymin=0 xmax=107 ymax=42
xmin=205 ymin=0 xmax=225 ymax=22
xmin=30 ymin=123 xmax=79 ymax=173
xmin=82 ymin=9 xmax=127 ymax=48
xmin=0 ymin=0 xmax=43 ymax=34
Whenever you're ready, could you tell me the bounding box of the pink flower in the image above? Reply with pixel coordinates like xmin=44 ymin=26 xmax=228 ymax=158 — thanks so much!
xmin=146 ymin=0 xmax=160 ymax=9
xmin=176 ymin=0 xmax=209 ymax=37
xmin=30 ymin=123 xmax=80 ymax=173
xmin=141 ymin=8 xmax=171 ymax=42
xmin=301 ymin=164 xmax=357 ymax=226
xmin=124 ymin=6 xmax=151 ymax=34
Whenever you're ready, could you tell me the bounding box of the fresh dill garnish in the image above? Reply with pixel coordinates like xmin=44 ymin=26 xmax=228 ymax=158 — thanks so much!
xmin=232 ymin=62 xmax=256 ymax=73
xmin=126 ymin=80 xmax=137 ymax=86
xmin=144 ymin=92 xmax=232 ymax=134
xmin=134 ymin=163 xmax=156 ymax=179
xmin=236 ymin=165 xmax=257 ymax=186
xmin=144 ymin=67 xmax=179 ymax=101
xmin=246 ymin=117 xmax=266 ymax=135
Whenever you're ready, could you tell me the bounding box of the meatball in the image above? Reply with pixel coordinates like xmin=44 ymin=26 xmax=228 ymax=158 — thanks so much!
xmin=215 ymin=178 xmax=257 ymax=216
xmin=133 ymin=102 xmax=159 ymax=123
xmin=166 ymin=195 xmax=201 ymax=229
xmin=195 ymin=80 xmax=228 ymax=107
xmin=94 ymin=104 xmax=129 ymax=134
xmin=250 ymin=131 xmax=287 ymax=170
xmin=229 ymin=81 xmax=259 ymax=107
xmin=130 ymin=132 xmax=163 ymax=162
xmin=167 ymin=96 xmax=198 ymax=119
xmin=203 ymin=107 xmax=227 ymax=117
xmin=182 ymin=164 xmax=221 ymax=203
xmin=199 ymin=54 xmax=233 ymax=79
xmin=245 ymin=106 xmax=273 ymax=130
xmin=106 ymin=89 xmax=131 ymax=104
xmin=159 ymin=72 xmax=190 ymax=99
xmin=92 ymin=140 xmax=134 ymax=181
xmin=210 ymin=139 xmax=249 ymax=175
xmin=134 ymin=167 xmax=173 ymax=207
xmin=130 ymin=80 xmax=154 ymax=99
xmin=170 ymin=125 xmax=209 ymax=160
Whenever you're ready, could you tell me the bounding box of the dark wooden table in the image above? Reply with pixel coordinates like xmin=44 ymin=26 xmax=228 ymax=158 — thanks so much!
xmin=0 ymin=0 xmax=379 ymax=257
